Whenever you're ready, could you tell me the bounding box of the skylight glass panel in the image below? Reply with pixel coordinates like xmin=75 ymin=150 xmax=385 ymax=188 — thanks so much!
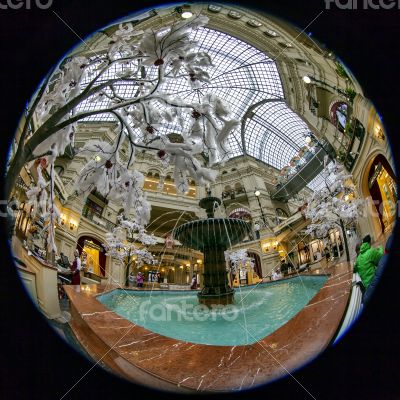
xmin=243 ymin=101 xmax=311 ymax=169
xmin=307 ymin=171 xmax=335 ymax=192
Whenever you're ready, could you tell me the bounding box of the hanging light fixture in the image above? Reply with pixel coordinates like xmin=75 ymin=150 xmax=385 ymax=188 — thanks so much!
xmin=175 ymin=5 xmax=193 ymax=19
xmin=181 ymin=11 xmax=193 ymax=18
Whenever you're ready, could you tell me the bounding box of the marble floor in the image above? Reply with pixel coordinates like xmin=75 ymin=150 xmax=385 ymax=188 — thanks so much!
xmin=64 ymin=262 xmax=352 ymax=393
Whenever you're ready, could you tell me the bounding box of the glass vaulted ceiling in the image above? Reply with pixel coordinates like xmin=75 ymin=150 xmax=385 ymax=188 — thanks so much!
xmin=243 ymin=100 xmax=311 ymax=170
xmin=78 ymin=27 xmax=316 ymax=186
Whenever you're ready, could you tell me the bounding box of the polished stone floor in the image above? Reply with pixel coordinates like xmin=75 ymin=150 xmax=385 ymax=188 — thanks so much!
xmin=65 ymin=262 xmax=352 ymax=392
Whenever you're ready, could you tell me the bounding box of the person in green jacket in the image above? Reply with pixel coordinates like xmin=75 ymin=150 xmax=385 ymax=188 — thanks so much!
xmin=353 ymin=236 xmax=384 ymax=289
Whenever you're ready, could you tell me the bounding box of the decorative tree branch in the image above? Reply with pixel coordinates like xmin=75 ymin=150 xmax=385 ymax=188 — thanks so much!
xmin=6 ymin=14 xmax=240 ymax=255
xmin=304 ymin=160 xmax=363 ymax=262
xmin=103 ymin=215 xmax=157 ymax=286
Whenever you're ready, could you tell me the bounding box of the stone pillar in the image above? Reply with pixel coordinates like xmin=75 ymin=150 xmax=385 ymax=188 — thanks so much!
xmin=157 ymin=176 xmax=165 ymax=191
xmin=261 ymin=250 xmax=281 ymax=279
xmin=189 ymin=264 xmax=194 ymax=285
xmin=108 ymin=258 xmax=125 ymax=286
xmin=309 ymin=242 xmax=315 ymax=262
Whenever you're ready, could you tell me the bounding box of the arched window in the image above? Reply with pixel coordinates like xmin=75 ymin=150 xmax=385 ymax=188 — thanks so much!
xmin=276 ymin=208 xmax=289 ymax=218
xmin=54 ymin=165 xmax=64 ymax=177
xmin=329 ymin=101 xmax=348 ymax=133
xmin=222 ymin=185 xmax=232 ymax=199
xmin=234 ymin=182 xmax=245 ymax=194
xmin=228 ymin=208 xmax=252 ymax=221
xmin=248 ymin=251 xmax=262 ymax=279
xmin=148 ymin=169 xmax=161 ymax=178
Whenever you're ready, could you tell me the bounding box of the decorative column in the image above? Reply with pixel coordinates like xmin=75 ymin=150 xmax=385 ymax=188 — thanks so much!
xmin=108 ymin=257 xmax=125 ymax=286
xmin=309 ymin=242 xmax=315 ymax=262
xmin=189 ymin=263 xmax=194 ymax=285
xmin=261 ymin=249 xmax=281 ymax=279
xmin=157 ymin=175 xmax=165 ymax=191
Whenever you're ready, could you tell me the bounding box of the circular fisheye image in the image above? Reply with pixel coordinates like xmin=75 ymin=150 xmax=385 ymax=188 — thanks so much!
xmin=5 ymin=2 xmax=397 ymax=393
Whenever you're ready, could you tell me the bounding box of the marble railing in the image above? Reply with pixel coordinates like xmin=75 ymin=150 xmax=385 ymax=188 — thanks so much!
xmin=12 ymin=237 xmax=62 ymax=320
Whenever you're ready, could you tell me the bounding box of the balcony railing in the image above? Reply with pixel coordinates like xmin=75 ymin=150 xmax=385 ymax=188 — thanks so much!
xmin=81 ymin=211 xmax=116 ymax=231
xmin=221 ymin=188 xmax=247 ymax=201
xmin=271 ymin=140 xmax=335 ymax=202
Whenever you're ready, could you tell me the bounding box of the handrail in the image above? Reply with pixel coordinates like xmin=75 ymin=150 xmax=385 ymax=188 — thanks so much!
xmin=81 ymin=212 xmax=116 ymax=231
xmin=221 ymin=188 xmax=247 ymax=200
xmin=271 ymin=141 xmax=335 ymax=201
xmin=84 ymin=270 xmax=103 ymax=282
xmin=332 ymin=272 xmax=363 ymax=344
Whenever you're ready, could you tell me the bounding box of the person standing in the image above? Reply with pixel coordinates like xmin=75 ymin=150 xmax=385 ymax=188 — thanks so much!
xmin=362 ymin=235 xmax=393 ymax=305
xmin=353 ymin=235 xmax=383 ymax=290
xmin=272 ymin=269 xmax=282 ymax=281
xmin=136 ymin=272 xmax=144 ymax=288
xmin=71 ymin=249 xmax=82 ymax=285
xmin=190 ymin=274 xmax=197 ymax=289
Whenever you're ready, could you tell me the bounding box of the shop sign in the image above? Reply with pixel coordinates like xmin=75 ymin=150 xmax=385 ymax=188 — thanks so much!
xmin=368 ymin=162 xmax=382 ymax=189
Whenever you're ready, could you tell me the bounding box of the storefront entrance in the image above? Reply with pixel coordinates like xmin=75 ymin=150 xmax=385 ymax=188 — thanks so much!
xmin=367 ymin=155 xmax=397 ymax=233
xmin=77 ymin=236 xmax=106 ymax=276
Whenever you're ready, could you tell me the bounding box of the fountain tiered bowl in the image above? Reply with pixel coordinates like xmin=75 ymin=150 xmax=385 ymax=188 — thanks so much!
xmin=173 ymin=194 xmax=251 ymax=306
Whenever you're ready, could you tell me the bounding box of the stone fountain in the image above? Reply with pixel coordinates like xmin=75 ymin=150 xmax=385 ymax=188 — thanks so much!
xmin=173 ymin=192 xmax=251 ymax=306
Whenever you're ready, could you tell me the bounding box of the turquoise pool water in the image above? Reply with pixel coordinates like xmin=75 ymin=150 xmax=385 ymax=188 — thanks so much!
xmin=97 ymin=275 xmax=328 ymax=346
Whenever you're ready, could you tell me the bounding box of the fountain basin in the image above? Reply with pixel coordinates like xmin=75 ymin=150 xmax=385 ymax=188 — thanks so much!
xmin=97 ymin=276 xmax=329 ymax=345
